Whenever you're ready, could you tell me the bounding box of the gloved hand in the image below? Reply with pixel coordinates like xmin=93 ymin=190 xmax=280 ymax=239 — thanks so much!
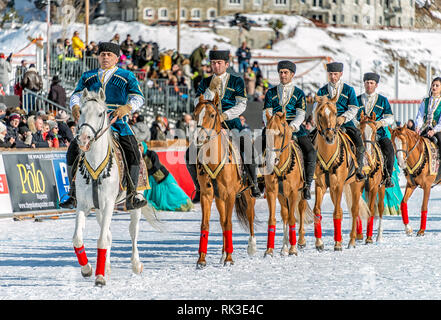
xmin=114 ymin=104 xmax=132 ymax=119
xmin=221 ymin=113 xmax=228 ymax=121
xmin=336 ymin=116 xmax=346 ymax=127
xmin=72 ymin=104 xmax=80 ymax=122
xmin=375 ymin=121 xmax=384 ymax=129
xmin=209 ymin=76 xmax=222 ymax=92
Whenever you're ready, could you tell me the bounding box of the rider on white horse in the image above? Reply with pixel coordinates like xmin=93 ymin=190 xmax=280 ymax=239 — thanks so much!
xmin=60 ymin=42 xmax=148 ymax=210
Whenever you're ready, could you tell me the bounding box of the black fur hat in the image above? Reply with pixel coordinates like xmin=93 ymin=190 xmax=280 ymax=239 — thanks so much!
xmin=277 ymin=60 xmax=296 ymax=73
xmin=326 ymin=62 xmax=344 ymax=72
xmin=97 ymin=42 xmax=120 ymax=57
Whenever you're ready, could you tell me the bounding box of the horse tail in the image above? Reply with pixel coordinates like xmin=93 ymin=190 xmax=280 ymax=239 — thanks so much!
xmin=235 ymin=192 xmax=252 ymax=232
xmin=140 ymin=202 xmax=165 ymax=232
xmin=343 ymin=184 xmax=371 ymax=220
xmin=295 ymin=197 xmax=314 ymax=225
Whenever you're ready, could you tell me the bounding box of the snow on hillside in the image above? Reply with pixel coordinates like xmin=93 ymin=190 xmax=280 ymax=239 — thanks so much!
xmin=1 ymin=16 xmax=440 ymax=99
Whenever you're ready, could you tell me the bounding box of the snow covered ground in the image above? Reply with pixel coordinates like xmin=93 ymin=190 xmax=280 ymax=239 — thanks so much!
xmin=2 ymin=178 xmax=441 ymax=300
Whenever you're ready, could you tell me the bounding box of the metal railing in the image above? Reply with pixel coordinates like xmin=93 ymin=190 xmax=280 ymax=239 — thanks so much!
xmin=22 ymin=88 xmax=71 ymax=116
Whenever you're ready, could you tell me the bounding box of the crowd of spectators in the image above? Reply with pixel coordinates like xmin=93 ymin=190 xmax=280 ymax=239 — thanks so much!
xmin=0 ymin=103 xmax=75 ymax=149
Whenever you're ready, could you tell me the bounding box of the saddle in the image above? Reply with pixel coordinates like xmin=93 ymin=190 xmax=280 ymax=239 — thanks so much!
xmin=421 ymin=137 xmax=441 ymax=184
xmin=112 ymin=137 xmax=150 ymax=193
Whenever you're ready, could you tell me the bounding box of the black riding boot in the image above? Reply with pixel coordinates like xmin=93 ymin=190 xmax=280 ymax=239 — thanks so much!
xmin=60 ymin=165 xmax=77 ymax=209
xmin=187 ymin=163 xmax=200 ymax=203
xmin=245 ymin=163 xmax=261 ymax=198
xmin=355 ymin=150 xmax=366 ymax=181
xmin=126 ymin=165 xmax=148 ymax=210
xmin=384 ymin=168 xmax=394 ymax=188
xmin=303 ymin=154 xmax=317 ymax=200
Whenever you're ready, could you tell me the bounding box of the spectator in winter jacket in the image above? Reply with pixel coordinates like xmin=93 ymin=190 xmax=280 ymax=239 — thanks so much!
xmin=0 ymin=53 xmax=12 ymax=95
xmin=21 ymin=64 xmax=43 ymax=92
xmin=72 ymin=31 xmax=85 ymax=59
xmin=6 ymin=114 xmax=30 ymax=148
xmin=236 ymin=42 xmax=251 ymax=73
xmin=48 ymin=75 xmax=67 ymax=108
xmin=31 ymin=117 xmax=50 ymax=148
xmin=55 ymin=110 xmax=74 ymax=145
xmin=0 ymin=121 xmax=14 ymax=148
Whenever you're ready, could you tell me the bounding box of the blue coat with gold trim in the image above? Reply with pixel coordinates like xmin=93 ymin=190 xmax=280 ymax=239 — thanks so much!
xmin=316 ymin=83 xmax=359 ymax=128
xmin=357 ymin=94 xmax=393 ymax=140
xmin=73 ymin=68 xmax=144 ymax=136
xmin=195 ymin=74 xmax=247 ymax=131
xmin=263 ymin=85 xmax=308 ymax=137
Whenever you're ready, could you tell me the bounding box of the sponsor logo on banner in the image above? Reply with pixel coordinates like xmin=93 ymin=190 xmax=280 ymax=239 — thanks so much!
xmin=0 ymin=155 xmax=13 ymax=216
xmin=3 ymin=152 xmax=66 ymax=213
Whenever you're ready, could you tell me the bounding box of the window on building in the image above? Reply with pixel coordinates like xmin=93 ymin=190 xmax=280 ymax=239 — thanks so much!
xmin=143 ymin=8 xmax=154 ymax=20
xmin=191 ymin=8 xmax=201 ymax=19
xmin=410 ymin=17 xmax=414 ymax=26
xmin=319 ymin=0 xmax=323 ymax=6
xmin=332 ymin=14 xmax=337 ymax=23
xmin=313 ymin=0 xmax=317 ymax=6
xmin=229 ymin=0 xmax=241 ymax=4
xmin=366 ymin=0 xmax=370 ymax=4
xmin=353 ymin=15 xmax=359 ymax=23
xmin=341 ymin=14 xmax=345 ymax=23
xmin=379 ymin=16 xmax=383 ymax=25
xmin=275 ymin=0 xmax=288 ymax=4
xmin=180 ymin=8 xmax=187 ymax=19
xmin=207 ymin=8 xmax=216 ymax=19
xmin=366 ymin=16 xmax=370 ymax=24
xmin=158 ymin=8 xmax=168 ymax=20
xmin=355 ymin=0 xmax=358 ymax=4
xmin=410 ymin=0 xmax=413 ymax=6
xmin=398 ymin=17 xmax=401 ymax=26
xmin=254 ymin=0 xmax=262 ymax=5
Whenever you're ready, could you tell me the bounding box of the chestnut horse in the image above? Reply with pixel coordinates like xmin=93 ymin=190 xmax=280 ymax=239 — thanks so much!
xmin=263 ymin=111 xmax=314 ymax=257
xmin=358 ymin=111 xmax=386 ymax=243
xmin=313 ymin=96 xmax=371 ymax=251
xmin=391 ymin=125 xmax=441 ymax=236
xmin=192 ymin=93 xmax=257 ymax=268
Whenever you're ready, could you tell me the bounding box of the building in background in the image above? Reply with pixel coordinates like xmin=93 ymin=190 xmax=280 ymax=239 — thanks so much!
xmin=136 ymin=0 xmax=415 ymax=28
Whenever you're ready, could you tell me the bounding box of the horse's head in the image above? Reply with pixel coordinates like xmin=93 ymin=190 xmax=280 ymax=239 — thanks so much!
xmin=359 ymin=110 xmax=377 ymax=156
xmin=391 ymin=124 xmax=419 ymax=169
xmin=265 ymin=110 xmax=292 ymax=166
xmin=193 ymin=92 xmax=222 ymax=147
xmin=315 ymin=95 xmax=338 ymax=144
xmin=77 ymin=88 xmax=108 ymax=152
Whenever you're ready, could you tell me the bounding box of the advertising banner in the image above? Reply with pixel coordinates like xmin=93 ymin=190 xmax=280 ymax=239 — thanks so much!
xmin=3 ymin=151 xmax=67 ymax=213
xmin=0 ymin=154 xmax=13 ymax=217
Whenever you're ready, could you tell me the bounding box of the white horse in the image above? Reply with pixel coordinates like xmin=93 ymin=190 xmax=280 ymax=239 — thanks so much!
xmin=72 ymin=88 xmax=156 ymax=286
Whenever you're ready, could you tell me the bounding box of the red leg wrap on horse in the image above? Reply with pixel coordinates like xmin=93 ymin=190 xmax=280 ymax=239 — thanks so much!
xmin=401 ymin=202 xmax=409 ymax=225
xmin=367 ymin=216 xmax=374 ymax=237
xmin=356 ymin=216 xmax=362 ymax=234
xmin=314 ymin=215 xmax=322 ymax=238
xmin=223 ymin=230 xmax=233 ymax=254
xmin=198 ymin=230 xmax=209 ymax=254
xmin=289 ymin=225 xmax=296 ymax=246
xmin=74 ymin=245 xmax=88 ymax=266
xmin=420 ymin=210 xmax=428 ymax=231
xmin=95 ymin=248 xmax=107 ymax=276
xmin=267 ymin=225 xmax=276 ymax=249
xmin=333 ymin=219 xmax=342 ymax=242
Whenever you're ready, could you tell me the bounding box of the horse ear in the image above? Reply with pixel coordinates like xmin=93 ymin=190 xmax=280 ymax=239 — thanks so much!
xmin=98 ymin=87 xmax=106 ymax=101
xmin=314 ymin=95 xmax=322 ymax=104
xmin=83 ymin=88 xmax=89 ymax=98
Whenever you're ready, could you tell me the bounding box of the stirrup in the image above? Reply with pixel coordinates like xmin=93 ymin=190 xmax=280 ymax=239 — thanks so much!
xmin=126 ymin=194 xmax=147 ymax=210
xmin=60 ymin=196 xmax=76 ymax=209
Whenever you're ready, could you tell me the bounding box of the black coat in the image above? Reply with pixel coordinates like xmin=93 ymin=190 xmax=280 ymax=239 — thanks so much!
xmin=48 ymin=83 xmax=67 ymax=107
xmin=144 ymin=150 xmax=169 ymax=184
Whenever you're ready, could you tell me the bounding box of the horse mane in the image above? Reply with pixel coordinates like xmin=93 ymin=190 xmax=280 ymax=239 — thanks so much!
xmin=314 ymin=95 xmax=337 ymax=120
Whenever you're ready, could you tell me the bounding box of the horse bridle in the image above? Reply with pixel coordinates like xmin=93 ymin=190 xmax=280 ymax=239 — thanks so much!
xmin=76 ymin=99 xmax=115 ymax=146
xmin=267 ymin=114 xmax=290 ymax=157
xmin=316 ymin=107 xmax=340 ymax=139
xmin=394 ymin=131 xmax=420 ymax=162
xmin=195 ymin=100 xmax=223 ymax=145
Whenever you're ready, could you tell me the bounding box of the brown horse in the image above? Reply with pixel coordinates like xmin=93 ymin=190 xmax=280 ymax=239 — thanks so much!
xmin=357 ymin=111 xmax=386 ymax=243
xmin=313 ymin=96 xmax=371 ymax=251
xmin=192 ymin=93 xmax=256 ymax=268
xmin=263 ymin=111 xmax=314 ymax=257
xmin=391 ymin=125 xmax=441 ymax=236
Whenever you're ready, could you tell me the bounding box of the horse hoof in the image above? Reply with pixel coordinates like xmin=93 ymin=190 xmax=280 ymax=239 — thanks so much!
xmin=81 ymin=263 xmax=93 ymax=278
xmin=334 ymin=242 xmax=343 ymax=251
xmin=297 ymin=243 xmax=306 ymax=250
xmin=289 ymin=247 xmax=298 ymax=256
xmin=132 ymin=261 xmax=143 ymax=275
xmin=316 ymin=245 xmax=324 ymax=252
xmin=417 ymin=230 xmax=425 ymax=237
xmin=405 ymin=225 xmax=413 ymax=236
xmin=196 ymin=262 xmax=207 ymax=270
xmin=365 ymin=237 xmax=373 ymax=245
xmin=95 ymin=275 xmax=106 ymax=287
xmin=223 ymin=260 xmax=234 ymax=267
xmin=247 ymin=236 xmax=257 ymax=256
xmin=280 ymin=246 xmax=289 ymax=256
xmin=356 ymin=234 xmax=364 ymax=241
xmin=264 ymin=250 xmax=274 ymax=258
